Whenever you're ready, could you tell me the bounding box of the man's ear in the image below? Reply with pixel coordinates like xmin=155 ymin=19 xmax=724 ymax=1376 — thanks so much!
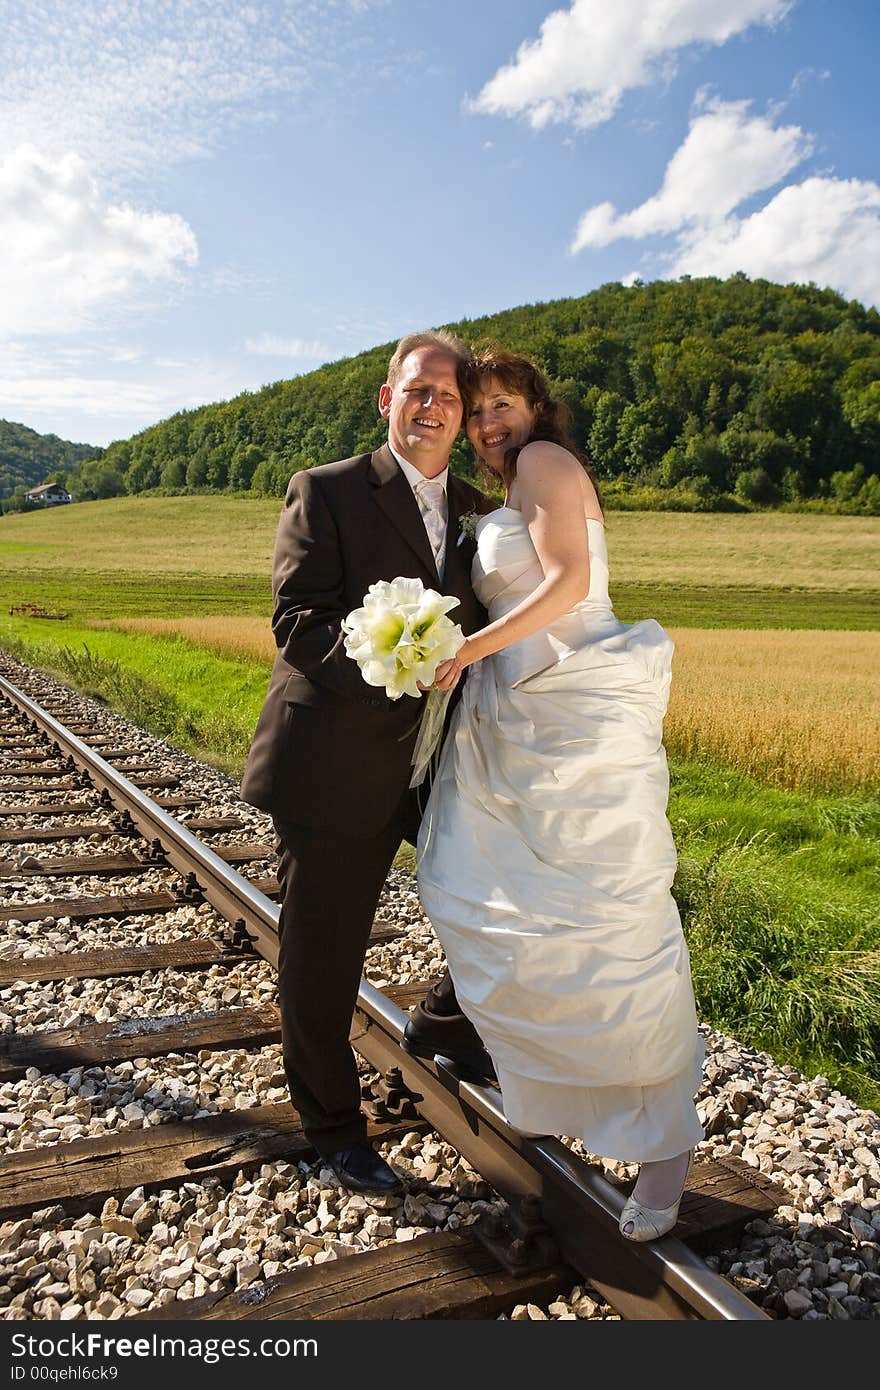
xmin=378 ymin=384 xmax=392 ymax=419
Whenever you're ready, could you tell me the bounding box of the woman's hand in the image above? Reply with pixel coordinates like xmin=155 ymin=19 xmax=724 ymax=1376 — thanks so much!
xmin=434 ymin=637 xmax=474 ymax=691
xmin=433 ymin=655 xmax=462 ymax=691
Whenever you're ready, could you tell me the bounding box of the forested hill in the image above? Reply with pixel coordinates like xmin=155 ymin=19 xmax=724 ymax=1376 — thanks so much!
xmin=19 ymin=275 xmax=880 ymax=513
xmin=0 ymin=421 xmax=99 ymax=507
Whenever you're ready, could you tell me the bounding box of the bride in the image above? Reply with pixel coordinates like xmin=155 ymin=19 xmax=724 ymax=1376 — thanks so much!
xmin=416 ymin=346 xmax=705 ymax=1242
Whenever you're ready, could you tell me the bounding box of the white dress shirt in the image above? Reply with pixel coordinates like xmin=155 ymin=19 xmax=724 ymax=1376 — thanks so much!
xmin=389 ymin=444 xmax=449 ymax=578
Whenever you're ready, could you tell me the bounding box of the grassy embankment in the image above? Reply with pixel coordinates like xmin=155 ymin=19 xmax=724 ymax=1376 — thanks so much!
xmin=1 ymin=498 xmax=878 ymax=1108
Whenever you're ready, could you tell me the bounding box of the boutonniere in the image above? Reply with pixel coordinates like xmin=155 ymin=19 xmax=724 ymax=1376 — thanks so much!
xmin=456 ymin=510 xmax=481 ymax=546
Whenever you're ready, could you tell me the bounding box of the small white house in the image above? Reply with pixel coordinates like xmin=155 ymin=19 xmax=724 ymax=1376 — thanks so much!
xmin=25 ymin=482 xmax=73 ymax=506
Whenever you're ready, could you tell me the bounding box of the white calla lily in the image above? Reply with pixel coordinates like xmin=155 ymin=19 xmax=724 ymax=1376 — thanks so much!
xmin=342 ymin=576 xmax=464 ymax=701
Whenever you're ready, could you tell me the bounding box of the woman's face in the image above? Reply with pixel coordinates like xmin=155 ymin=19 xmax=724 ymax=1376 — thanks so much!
xmin=466 ymin=377 xmax=537 ymax=473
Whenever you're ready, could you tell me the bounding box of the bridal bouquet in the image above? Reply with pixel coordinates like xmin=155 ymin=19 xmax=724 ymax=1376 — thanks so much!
xmin=342 ymin=576 xmax=463 ymax=785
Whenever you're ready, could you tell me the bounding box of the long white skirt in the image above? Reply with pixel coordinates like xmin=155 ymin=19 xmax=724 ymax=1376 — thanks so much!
xmin=417 ymin=620 xmax=705 ymax=1163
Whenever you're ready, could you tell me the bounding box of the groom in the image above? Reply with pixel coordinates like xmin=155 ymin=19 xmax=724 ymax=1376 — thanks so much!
xmin=241 ymin=330 xmax=495 ymax=1195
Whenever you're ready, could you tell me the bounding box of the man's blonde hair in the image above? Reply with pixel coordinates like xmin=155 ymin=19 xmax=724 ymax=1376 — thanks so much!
xmin=386 ymin=329 xmax=470 ymax=387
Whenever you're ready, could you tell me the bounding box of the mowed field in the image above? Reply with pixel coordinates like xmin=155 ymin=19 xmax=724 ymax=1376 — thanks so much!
xmin=1 ymin=495 xmax=878 ymax=626
xmin=1 ymin=495 xmax=878 ymax=1105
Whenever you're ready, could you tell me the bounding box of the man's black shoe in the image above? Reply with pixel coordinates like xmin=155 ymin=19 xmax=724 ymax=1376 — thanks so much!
xmin=322 ymin=1144 xmax=403 ymax=1196
xmin=402 ymin=1017 xmax=498 ymax=1085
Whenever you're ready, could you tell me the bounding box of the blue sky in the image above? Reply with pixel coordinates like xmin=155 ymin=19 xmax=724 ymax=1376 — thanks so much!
xmin=1 ymin=0 xmax=878 ymax=446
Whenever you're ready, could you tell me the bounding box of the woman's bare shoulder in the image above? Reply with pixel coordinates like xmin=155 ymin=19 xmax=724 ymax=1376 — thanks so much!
xmin=517 ymin=439 xmax=579 ymax=471
xmin=517 ymin=441 xmax=603 ymax=519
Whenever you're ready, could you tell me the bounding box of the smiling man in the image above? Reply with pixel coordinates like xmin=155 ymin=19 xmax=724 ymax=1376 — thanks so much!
xmin=241 ymin=331 xmax=494 ymax=1196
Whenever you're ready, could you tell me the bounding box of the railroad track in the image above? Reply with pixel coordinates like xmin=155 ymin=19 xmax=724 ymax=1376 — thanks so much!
xmin=0 ymin=661 xmax=781 ymax=1322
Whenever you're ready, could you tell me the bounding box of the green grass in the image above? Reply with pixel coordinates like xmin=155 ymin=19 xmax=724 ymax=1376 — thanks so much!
xmin=613 ymin=585 xmax=878 ymax=630
xmin=0 ymin=496 xmax=281 ymax=576
xmin=668 ymin=761 xmax=880 ymax=1110
xmin=0 ymin=622 xmax=269 ymax=774
xmin=2 ymin=572 xmax=874 ymax=630
xmin=2 ymin=572 xmax=270 ymax=620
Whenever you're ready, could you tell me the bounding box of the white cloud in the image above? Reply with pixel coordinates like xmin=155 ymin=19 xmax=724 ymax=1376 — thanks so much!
xmin=672 ymin=177 xmax=880 ymax=306
xmin=0 ymin=146 xmax=198 ymax=338
xmin=0 ymin=376 xmax=174 ymax=421
xmin=570 ymin=100 xmax=880 ymax=306
xmin=0 ymin=350 xmax=263 ymax=446
xmin=468 ymin=0 xmax=793 ymax=129
xmin=244 ymin=334 xmax=332 ymax=360
xmin=571 ymin=98 xmax=810 ymax=249
xmin=0 ymin=1 xmax=383 ymax=183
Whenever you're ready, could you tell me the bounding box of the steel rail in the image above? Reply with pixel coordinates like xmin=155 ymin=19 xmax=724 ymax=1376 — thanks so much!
xmin=0 ymin=674 xmax=281 ymax=966
xmin=0 ymin=672 xmax=768 ymax=1320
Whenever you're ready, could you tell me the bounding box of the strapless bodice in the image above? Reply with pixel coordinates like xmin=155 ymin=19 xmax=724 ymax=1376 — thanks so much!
xmin=473 ymin=508 xmax=611 ymax=613
xmin=471 ymin=507 xmax=636 ymax=689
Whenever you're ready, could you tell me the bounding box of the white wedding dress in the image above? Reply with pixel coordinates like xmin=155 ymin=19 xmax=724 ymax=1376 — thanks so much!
xmin=417 ymin=508 xmax=705 ymax=1162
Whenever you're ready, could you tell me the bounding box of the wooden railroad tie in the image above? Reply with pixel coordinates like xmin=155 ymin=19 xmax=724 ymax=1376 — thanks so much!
xmin=0 ymin=983 xmax=422 ymax=1081
xmin=82 ymin=749 xmax=152 ymax=763
xmin=0 ymin=889 xmax=189 ymax=927
xmin=0 ymin=939 xmax=235 ymax=986
xmin=138 ymin=1229 xmax=572 ymax=1322
xmin=0 ymin=749 xmax=57 ymax=762
xmin=0 ymin=1105 xmax=426 ymax=1223
xmin=672 ymin=1156 xmax=789 ymax=1251
xmin=0 ymin=1004 xmax=284 ymax=1081
xmin=0 ymin=918 xmax=401 ymax=982
xmin=0 ymin=843 xmax=274 ymax=876
xmin=4 ymin=749 xmax=154 ymax=765
xmin=0 ymin=823 xmax=113 ymax=844
xmin=0 ymin=851 xmax=148 ymax=877
xmin=0 ymin=778 xmax=80 ymax=793
xmin=177 ymin=817 xmax=248 ymax=833
xmin=3 ymin=764 xmax=76 ymax=778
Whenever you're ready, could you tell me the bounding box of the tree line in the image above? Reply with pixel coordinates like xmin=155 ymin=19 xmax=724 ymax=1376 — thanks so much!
xmin=5 ymin=274 xmax=880 ymax=515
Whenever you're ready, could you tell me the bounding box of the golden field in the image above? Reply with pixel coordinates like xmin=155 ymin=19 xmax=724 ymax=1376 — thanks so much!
xmin=665 ymin=628 xmax=879 ymax=792
xmin=111 ymin=617 xmax=879 ymax=792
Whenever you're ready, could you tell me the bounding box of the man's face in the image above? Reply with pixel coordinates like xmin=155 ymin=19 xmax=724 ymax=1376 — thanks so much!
xmin=378 ymin=346 xmax=464 ymax=475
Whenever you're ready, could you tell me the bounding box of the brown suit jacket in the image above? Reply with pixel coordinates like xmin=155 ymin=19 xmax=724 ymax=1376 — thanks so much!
xmin=240 ymin=444 xmax=494 ymax=835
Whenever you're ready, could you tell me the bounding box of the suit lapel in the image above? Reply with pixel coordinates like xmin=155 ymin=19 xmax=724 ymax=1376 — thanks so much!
xmin=369 ymin=444 xmax=438 ymax=582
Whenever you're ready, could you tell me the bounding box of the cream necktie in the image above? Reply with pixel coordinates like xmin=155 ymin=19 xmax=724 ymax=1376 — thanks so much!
xmin=417 ymin=478 xmax=447 ymax=576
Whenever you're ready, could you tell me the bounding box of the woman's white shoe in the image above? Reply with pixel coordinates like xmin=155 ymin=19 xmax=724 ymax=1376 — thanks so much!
xmin=618 ymin=1153 xmax=692 ymax=1242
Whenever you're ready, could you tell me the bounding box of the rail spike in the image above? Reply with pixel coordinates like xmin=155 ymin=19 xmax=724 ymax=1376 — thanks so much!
xmin=180 ymin=871 xmax=206 ymax=904
xmin=361 ymin=1066 xmax=422 ymax=1123
xmin=473 ymin=1191 xmax=561 ymax=1277
xmin=218 ymin=918 xmax=257 ymax=954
